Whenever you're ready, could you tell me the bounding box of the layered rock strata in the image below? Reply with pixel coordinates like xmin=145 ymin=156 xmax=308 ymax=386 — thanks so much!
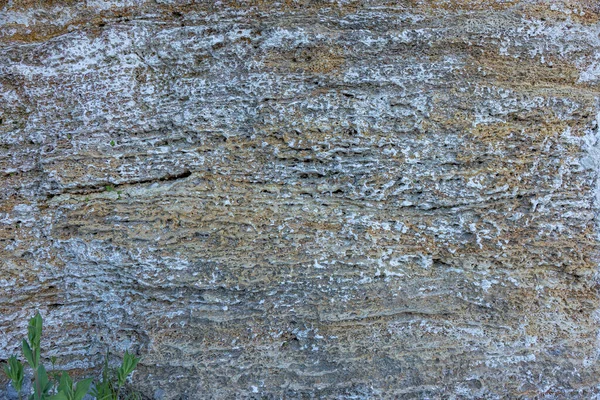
xmin=2 ymin=0 xmax=600 ymax=398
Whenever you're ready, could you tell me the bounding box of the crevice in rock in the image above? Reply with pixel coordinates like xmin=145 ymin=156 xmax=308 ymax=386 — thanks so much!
xmin=45 ymin=169 xmax=192 ymax=200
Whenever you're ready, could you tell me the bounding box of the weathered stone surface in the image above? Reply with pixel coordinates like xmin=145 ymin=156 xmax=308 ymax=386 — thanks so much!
xmin=2 ymin=0 xmax=600 ymax=398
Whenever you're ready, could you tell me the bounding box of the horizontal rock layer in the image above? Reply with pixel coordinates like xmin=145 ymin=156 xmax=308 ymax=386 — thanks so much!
xmin=1 ymin=0 xmax=600 ymax=398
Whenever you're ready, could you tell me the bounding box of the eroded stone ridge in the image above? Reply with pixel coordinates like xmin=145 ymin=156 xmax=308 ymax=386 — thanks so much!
xmin=1 ymin=0 xmax=600 ymax=398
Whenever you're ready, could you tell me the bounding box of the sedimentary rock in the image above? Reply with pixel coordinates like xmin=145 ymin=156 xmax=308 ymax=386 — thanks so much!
xmin=1 ymin=0 xmax=600 ymax=398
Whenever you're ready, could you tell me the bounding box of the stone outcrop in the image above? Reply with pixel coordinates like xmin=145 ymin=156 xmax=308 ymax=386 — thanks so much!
xmin=2 ymin=0 xmax=600 ymax=398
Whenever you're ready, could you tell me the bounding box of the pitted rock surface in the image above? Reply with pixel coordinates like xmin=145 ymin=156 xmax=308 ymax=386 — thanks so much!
xmin=2 ymin=1 xmax=600 ymax=398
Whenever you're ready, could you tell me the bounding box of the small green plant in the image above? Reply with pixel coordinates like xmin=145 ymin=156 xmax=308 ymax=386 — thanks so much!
xmin=21 ymin=312 xmax=55 ymax=400
xmin=3 ymin=355 xmax=23 ymax=396
xmin=53 ymin=373 xmax=93 ymax=400
xmin=109 ymin=140 xmax=115 ymax=147
xmin=105 ymin=185 xmax=115 ymax=192
xmin=92 ymin=351 xmax=139 ymax=400
xmin=2 ymin=313 xmax=141 ymax=400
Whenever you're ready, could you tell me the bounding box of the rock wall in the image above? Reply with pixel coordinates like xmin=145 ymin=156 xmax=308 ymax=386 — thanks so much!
xmin=2 ymin=0 xmax=600 ymax=398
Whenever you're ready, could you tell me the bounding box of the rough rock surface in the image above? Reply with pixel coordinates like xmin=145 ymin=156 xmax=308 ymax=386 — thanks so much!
xmin=2 ymin=0 xmax=600 ymax=398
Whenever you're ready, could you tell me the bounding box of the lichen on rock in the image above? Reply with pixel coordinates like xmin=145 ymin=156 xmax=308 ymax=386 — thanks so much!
xmin=1 ymin=0 xmax=600 ymax=398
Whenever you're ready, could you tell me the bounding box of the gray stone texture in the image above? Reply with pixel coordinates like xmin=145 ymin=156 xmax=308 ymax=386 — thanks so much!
xmin=2 ymin=0 xmax=600 ymax=398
